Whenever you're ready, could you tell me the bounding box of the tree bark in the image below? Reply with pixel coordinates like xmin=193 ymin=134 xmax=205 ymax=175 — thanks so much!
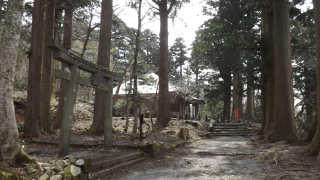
xmin=90 ymin=0 xmax=113 ymax=133
xmin=259 ymin=7 xmax=268 ymax=135
xmin=222 ymin=72 xmax=231 ymax=121
xmin=263 ymin=1 xmax=276 ymax=136
xmin=271 ymin=0 xmax=296 ymax=142
xmin=132 ymin=0 xmax=143 ymax=134
xmin=232 ymin=71 xmax=241 ymax=119
xmin=41 ymin=0 xmax=55 ymax=133
xmin=54 ymin=2 xmax=73 ymax=129
xmin=244 ymin=66 xmax=255 ymax=121
xmin=0 ymin=0 xmax=31 ymax=166
xmin=155 ymin=0 xmax=174 ymax=126
xmin=305 ymin=0 xmax=320 ymax=158
xmin=24 ymin=0 xmax=45 ymax=138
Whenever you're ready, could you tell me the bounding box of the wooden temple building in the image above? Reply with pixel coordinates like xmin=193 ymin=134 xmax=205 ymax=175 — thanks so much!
xmin=113 ymin=91 xmax=205 ymax=119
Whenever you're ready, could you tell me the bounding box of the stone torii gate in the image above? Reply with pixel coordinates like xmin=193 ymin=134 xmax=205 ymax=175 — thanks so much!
xmin=46 ymin=39 xmax=123 ymax=158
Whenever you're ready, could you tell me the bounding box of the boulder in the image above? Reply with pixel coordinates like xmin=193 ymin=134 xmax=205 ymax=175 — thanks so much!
xmin=45 ymin=169 xmax=55 ymax=177
xmin=39 ymin=173 xmax=49 ymax=180
xmin=53 ymin=166 xmax=63 ymax=173
xmin=75 ymin=159 xmax=84 ymax=166
xmin=70 ymin=165 xmax=81 ymax=176
xmin=50 ymin=175 xmax=62 ymax=180
xmin=63 ymin=166 xmax=73 ymax=180
xmin=25 ymin=166 xmax=37 ymax=174
xmin=69 ymin=156 xmax=77 ymax=164
xmin=57 ymin=171 xmax=66 ymax=179
xmin=56 ymin=160 xmax=68 ymax=168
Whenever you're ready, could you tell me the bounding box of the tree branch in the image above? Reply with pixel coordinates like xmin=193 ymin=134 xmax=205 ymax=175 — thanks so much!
xmin=167 ymin=0 xmax=176 ymax=14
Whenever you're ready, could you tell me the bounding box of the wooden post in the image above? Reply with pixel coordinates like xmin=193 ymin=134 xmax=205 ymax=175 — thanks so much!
xmin=58 ymin=64 xmax=78 ymax=158
xmin=104 ymin=78 xmax=113 ymax=150
xmin=235 ymin=108 xmax=238 ymax=120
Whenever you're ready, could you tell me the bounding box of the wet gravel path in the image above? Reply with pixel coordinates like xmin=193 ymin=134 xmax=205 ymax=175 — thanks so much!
xmin=112 ymin=136 xmax=265 ymax=180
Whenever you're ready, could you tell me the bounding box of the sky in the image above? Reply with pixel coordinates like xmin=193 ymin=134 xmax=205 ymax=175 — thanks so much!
xmin=114 ymin=0 xmax=210 ymax=56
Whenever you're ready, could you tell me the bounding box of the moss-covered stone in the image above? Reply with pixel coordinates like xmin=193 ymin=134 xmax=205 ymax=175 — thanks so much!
xmin=0 ymin=168 xmax=19 ymax=180
xmin=64 ymin=166 xmax=73 ymax=180
xmin=138 ymin=143 xmax=166 ymax=157
xmin=78 ymin=172 xmax=89 ymax=180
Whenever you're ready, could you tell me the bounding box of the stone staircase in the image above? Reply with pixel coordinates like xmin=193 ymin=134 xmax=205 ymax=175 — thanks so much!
xmin=89 ymin=152 xmax=147 ymax=179
xmin=209 ymin=123 xmax=248 ymax=136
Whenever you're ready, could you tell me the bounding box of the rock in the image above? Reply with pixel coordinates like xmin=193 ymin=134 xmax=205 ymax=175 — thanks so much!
xmin=56 ymin=160 xmax=68 ymax=168
xmin=138 ymin=143 xmax=166 ymax=157
xmin=57 ymin=171 xmax=66 ymax=179
xmin=63 ymin=166 xmax=73 ymax=180
xmin=39 ymin=173 xmax=49 ymax=180
xmin=81 ymin=158 xmax=92 ymax=173
xmin=53 ymin=166 xmax=63 ymax=173
xmin=50 ymin=175 xmax=62 ymax=180
xmin=69 ymin=156 xmax=77 ymax=164
xmin=177 ymin=127 xmax=191 ymax=140
xmin=78 ymin=173 xmax=89 ymax=180
xmin=70 ymin=165 xmax=81 ymax=176
xmin=45 ymin=169 xmax=55 ymax=177
xmin=205 ymin=133 xmax=212 ymax=139
xmin=26 ymin=166 xmax=37 ymax=174
xmin=75 ymin=159 xmax=84 ymax=166
xmin=43 ymin=167 xmax=51 ymax=171
xmin=63 ymin=155 xmax=69 ymax=160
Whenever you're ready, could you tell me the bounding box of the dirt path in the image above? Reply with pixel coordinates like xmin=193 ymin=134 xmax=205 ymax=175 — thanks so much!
xmin=110 ymin=136 xmax=320 ymax=180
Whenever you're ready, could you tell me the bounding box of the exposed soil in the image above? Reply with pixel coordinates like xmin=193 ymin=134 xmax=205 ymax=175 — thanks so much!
xmin=108 ymin=137 xmax=320 ymax=180
xmin=6 ymin=96 xmax=320 ymax=180
xmin=7 ymin=99 xmax=205 ymax=179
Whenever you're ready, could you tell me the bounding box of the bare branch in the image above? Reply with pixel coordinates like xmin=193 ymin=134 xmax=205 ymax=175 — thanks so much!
xmin=167 ymin=0 xmax=176 ymax=14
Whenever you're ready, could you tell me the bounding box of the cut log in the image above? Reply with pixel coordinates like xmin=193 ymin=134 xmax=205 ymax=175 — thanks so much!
xmin=177 ymin=128 xmax=190 ymax=140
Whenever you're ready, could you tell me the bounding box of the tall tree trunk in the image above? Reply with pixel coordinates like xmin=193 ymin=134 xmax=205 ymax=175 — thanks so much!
xmin=24 ymin=0 xmax=45 ymax=138
xmin=260 ymin=1 xmax=276 ymax=136
xmin=124 ymin=76 xmax=133 ymax=132
xmin=90 ymin=0 xmax=113 ymax=133
xmin=232 ymin=71 xmax=240 ymax=119
xmin=132 ymin=0 xmax=142 ymax=134
xmin=0 ymin=0 xmax=32 ymax=166
xmin=264 ymin=0 xmax=276 ymax=136
xmin=259 ymin=7 xmax=268 ymax=135
xmin=156 ymin=0 xmax=175 ymax=126
xmin=271 ymin=0 xmax=296 ymax=142
xmin=54 ymin=2 xmax=73 ymax=129
xmin=305 ymin=0 xmax=320 ymax=158
xmin=41 ymin=0 xmax=55 ymax=133
xmin=222 ymin=72 xmax=231 ymax=121
xmin=244 ymin=66 xmax=255 ymax=121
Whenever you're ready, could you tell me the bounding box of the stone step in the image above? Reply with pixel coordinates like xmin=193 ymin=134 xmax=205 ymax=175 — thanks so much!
xmin=214 ymin=133 xmax=248 ymax=136
xmin=212 ymin=127 xmax=247 ymax=130
xmin=92 ymin=152 xmax=144 ymax=172
xmin=210 ymin=123 xmax=248 ymax=136
xmin=212 ymin=130 xmax=247 ymax=133
xmin=90 ymin=157 xmax=148 ymax=179
xmin=212 ymin=123 xmax=247 ymax=126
